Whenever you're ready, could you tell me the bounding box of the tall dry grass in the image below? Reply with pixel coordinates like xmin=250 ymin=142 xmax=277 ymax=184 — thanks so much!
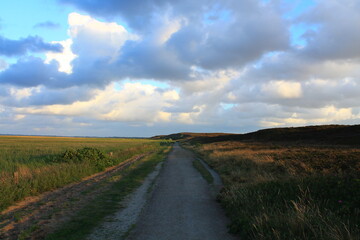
xmin=188 ymin=141 xmax=360 ymax=240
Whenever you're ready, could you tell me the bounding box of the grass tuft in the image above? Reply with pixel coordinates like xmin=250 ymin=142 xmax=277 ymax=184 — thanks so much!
xmin=193 ymin=159 xmax=213 ymax=184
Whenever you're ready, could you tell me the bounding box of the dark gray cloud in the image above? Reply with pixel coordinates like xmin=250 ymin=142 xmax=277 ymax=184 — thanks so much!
xmin=0 ymin=0 xmax=290 ymax=91
xmin=59 ymin=0 xmax=212 ymax=31
xmin=26 ymin=88 xmax=92 ymax=106
xmin=34 ymin=21 xmax=61 ymax=29
xmin=297 ymin=0 xmax=360 ymax=60
xmin=0 ymin=57 xmax=67 ymax=87
xmin=14 ymin=87 xmax=93 ymax=107
xmin=69 ymin=58 xmax=116 ymax=87
xmin=0 ymin=86 xmax=94 ymax=107
xmin=167 ymin=7 xmax=289 ymax=70
xmin=240 ymin=52 xmax=360 ymax=84
xmin=0 ymin=56 xmax=119 ymax=89
xmin=0 ymin=35 xmax=63 ymax=57
xmin=61 ymin=0 xmax=289 ymax=72
xmin=113 ymin=40 xmax=191 ymax=80
xmin=0 ymin=54 xmax=111 ymax=92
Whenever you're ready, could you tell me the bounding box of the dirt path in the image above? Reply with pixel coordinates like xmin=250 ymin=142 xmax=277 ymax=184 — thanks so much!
xmin=127 ymin=143 xmax=237 ymax=240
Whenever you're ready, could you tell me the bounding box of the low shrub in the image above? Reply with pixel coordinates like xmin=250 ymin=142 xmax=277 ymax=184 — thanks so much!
xmin=57 ymin=147 xmax=114 ymax=171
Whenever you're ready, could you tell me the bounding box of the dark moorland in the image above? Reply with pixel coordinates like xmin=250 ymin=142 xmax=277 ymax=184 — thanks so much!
xmin=154 ymin=124 xmax=360 ymax=240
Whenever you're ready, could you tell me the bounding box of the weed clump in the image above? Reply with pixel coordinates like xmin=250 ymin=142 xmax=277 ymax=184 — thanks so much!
xmin=59 ymin=147 xmax=113 ymax=171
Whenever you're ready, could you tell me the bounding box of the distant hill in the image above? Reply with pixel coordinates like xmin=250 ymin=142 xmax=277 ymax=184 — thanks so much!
xmin=151 ymin=132 xmax=232 ymax=140
xmin=152 ymin=124 xmax=360 ymax=145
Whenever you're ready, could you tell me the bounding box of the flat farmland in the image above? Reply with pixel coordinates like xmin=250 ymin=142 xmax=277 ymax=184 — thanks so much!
xmin=0 ymin=136 xmax=166 ymax=211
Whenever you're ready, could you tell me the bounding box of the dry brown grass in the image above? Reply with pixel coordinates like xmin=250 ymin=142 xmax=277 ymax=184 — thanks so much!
xmin=186 ymin=140 xmax=360 ymax=240
xmin=201 ymin=141 xmax=360 ymax=178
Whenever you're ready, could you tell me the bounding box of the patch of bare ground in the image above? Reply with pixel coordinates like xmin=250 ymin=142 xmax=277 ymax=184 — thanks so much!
xmin=0 ymin=153 xmax=148 ymax=240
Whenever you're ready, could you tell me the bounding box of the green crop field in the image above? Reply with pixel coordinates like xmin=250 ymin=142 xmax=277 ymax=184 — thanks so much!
xmin=0 ymin=135 xmax=169 ymax=211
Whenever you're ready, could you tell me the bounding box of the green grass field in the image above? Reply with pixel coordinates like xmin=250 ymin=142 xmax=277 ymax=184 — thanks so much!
xmin=0 ymin=136 xmax=169 ymax=211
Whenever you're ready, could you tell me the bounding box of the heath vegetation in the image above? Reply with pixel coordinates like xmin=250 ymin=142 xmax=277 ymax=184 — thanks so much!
xmin=181 ymin=125 xmax=360 ymax=240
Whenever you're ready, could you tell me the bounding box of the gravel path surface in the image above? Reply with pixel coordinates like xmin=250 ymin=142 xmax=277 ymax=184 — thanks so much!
xmin=87 ymin=162 xmax=163 ymax=240
xmin=127 ymin=143 xmax=237 ymax=240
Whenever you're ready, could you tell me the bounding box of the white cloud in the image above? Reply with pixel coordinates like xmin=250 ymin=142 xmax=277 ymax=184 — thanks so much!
xmin=262 ymin=81 xmax=302 ymax=99
xmin=9 ymin=87 xmax=38 ymax=100
xmin=14 ymin=114 xmax=26 ymax=121
xmin=68 ymin=12 xmax=137 ymax=61
xmin=151 ymin=15 xmax=183 ymax=45
xmin=1 ymin=1 xmax=360 ymax=137
xmin=45 ymin=39 xmax=77 ymax=73
xmin=15 ymin=82 xmax=180 ymax=124
xmin=259 ymin=105 xmax=359 ymax=128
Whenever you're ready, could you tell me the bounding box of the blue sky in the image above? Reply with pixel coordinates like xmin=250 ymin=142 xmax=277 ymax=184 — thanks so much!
xmin=0 ymin=0 xmax=359 ymax=137
xmin=0 ymin=0 xmax=313 ymax=49
xmin=0 ymin=0 xmax=71 ymax=41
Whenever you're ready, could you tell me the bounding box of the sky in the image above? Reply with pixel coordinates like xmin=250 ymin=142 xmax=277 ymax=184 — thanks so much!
xmin=0 ymin=0 xmax=359 ymax=137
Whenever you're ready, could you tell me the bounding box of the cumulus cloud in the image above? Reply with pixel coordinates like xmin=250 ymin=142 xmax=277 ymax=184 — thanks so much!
xmin=261 ymin=81 xmax=302 ymax=99
xmin=167 ymin=5 xmax=289 ymax=69
xmin=0 ymin=35 xmax=63 ymax=57
xmin=14 ymin=82 xmax=179 ymax=124
xmin=1 ymin=0 xmax=360 ymax=136
xmin=0 ymin=57 xmax=68 ymax=88
xmin=241 ymin=53 xmax=360 ymax=84
xmin=34 ymin=21 xmax=61 ymax=29
xmin=6 ymin=85 xmax=94 ymax=107
xmin=0 ymin=13 xmax=135 ymax=89
xmin=68 ymin=12 xmax=135 ymax=61
xmin=60 ymin=0 xmax=290 ymax=71
xmin=45 ymin=39 xmax=77 ymax=73
xmin=259 ymin=105 xmax=360 ymax=128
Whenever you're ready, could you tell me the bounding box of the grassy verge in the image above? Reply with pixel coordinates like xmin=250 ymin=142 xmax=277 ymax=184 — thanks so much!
xmin=192 ymin=159 xmax=213 ymax=184
xmin=44 ymin=146 xmax=171 ymax=240
xmin=188 ymin=141 xmax=360 ymax=240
